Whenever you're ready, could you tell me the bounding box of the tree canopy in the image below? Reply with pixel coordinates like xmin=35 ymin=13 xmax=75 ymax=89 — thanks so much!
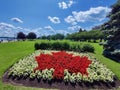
xmin=101 ymin=0 xmax=120 ymax=62
xmin=17 ymin=32 xmax=26 ymax=40
xmin=40 ymin=33 xmax=65 ymax=40
xmin=27 ymin=32 xmax=37 ymax=40
xmin=65 ymin=30 xmax=104 ymax=42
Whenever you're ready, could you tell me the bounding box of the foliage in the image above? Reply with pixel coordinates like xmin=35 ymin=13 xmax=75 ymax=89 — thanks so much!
xmin=37 ymin=42 xmax=52 ymax=50
xmin=39 ymin=33 xmax=65 ymax=40
xmin=65 ymin=30 xmax=104 ymax=42
xmin=82 ymin=44 xmax=94 ymax=52
xmin=8 ymin=50 xmax=115 ymax=83
xmin=51 ymin=41 xmax=63 ymax=50
xmin=27 ymin=32 xmax=37 ymax=40
xmin=34 ymin=43 xmax=40 ymax=50
xmin=17 ymin=32 xmax=26 ymax=40
xmin=34 ymin=40 xmax=94 ymax=53
xmin=101 ymin=0 xmax=120 ymax=61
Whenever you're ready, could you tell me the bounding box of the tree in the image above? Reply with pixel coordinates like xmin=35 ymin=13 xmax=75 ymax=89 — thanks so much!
xmin=79 ymin=28 xmax=83 ymax=32
xmin=17 ymin=32 xmax=26 ymax=40
xmin=101 ymin=0 xmax=120 ymax=62
xmin=40 ymin=33 xmax=65 ymax=40
xmin=41 ymin=36 xmax=47 ymax=39
xmin=27 ymin=32 xmax=37 ymax=40
xmin=52 ymin=33 xmax=64 ymax=40
xmin=65 ymin=30 xmax=104 ymax=42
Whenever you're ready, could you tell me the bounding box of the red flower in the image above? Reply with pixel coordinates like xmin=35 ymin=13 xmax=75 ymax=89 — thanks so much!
xmin=34 ymin=51 xmax=92 ymax=79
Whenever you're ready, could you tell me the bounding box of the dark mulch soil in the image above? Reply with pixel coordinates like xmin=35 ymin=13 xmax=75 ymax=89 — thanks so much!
xmin=2 ymin=70 xmax=120 ymax=90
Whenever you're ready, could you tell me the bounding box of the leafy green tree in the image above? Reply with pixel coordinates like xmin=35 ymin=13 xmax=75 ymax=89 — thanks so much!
xmin=27 ymin=32 xmax=37 ymax=40
xmin=65 ymin=30 xmax=104 ymax=42
xmin=17 ymin=32 xmax=26 ymax=40
xmin=41 ymin=36 xmax=47 ymax=39
xmin=51 ymin=33 xmax=64 ymax=40
xmin=40 ymin=33 xmax=65 ymax=40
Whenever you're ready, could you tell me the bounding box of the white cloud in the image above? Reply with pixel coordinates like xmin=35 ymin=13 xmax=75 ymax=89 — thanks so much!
xmin=11 ymin=17 xmax=23 ymax=23
xmin=64 ymin=15 xmax=77 ymax=25
xmin=0 ymin=22 xmax=32 ymax=37
xmin=56 ymin=30 xmax=69 ymax=35
xmin=0 ymin=23 xmax=43 ymax=37
xmin=0 ymin=22 xmax=69 ymax=37
xmin=65 ymin=6 xmax=111 ymax=24
xmin=68 ymin=25 xmax=81 ymax=31
xmin=58 ymin=2 xmax=68 ymax=9
xmin=0 ymin=22 xmax=15 ymax=29
xmin=68 ymin=0 xmax=74 ymax=7
xmin=48 ymin=16 xmax=60 ymax=24
xmin=0 ymin=23 xmax=19 ymax=37
xmin=35 ymin=26 xmax=65 ymax=36
xmin=58 ymin=0 xmax=74 ymax=9
xmin=44 ymin=26 xmax=54 ymax=31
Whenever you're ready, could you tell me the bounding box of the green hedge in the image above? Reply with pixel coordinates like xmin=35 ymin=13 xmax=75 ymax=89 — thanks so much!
xmin=34 ymin=40 xmax=94 ymax=53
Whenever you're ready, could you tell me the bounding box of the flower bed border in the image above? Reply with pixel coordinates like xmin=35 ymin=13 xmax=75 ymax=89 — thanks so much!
xmin=2 ymin=70 xmax=120 ymax=90
xmin=2 ymin=50 xmax=120 ymax=89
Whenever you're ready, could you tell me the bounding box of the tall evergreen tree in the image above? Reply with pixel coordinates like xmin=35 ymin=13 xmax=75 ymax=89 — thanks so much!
xmin=101 ymin=0 xmax=120 ymax=61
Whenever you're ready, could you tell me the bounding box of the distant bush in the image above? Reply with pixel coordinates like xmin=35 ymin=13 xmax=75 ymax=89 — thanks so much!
xmin=52 ymin=41 xmax=63 ymax=50
xmin=69 ymin=43 xmax=82 ymax=52
xmin=39 ymin=42 xmax=52 ymax=50
xmin=62 ymin=42 xmax=70 ymax=50
xmin=34 ymin=43 xmax=39 ymax=50
xmin=34 ymin=40 xmax=94 ymax=53
xmin=82 ymin=44 xmax=94 ymax=52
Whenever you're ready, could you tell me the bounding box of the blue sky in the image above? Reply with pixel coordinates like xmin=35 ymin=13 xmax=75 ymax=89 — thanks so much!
xmin=0 ymin=0 xmax=117 ymax=37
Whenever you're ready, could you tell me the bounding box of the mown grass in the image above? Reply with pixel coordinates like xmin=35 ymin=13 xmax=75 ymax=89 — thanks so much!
xmin=89 ymin=43 xmax=120 ymax=79
xmin=0 ymin=41 xmax=57 ymax=90
xmin=0 ymin=41 xmax=34 ymax=77
xmin=0 ymin=40 xmax=120 ymax=90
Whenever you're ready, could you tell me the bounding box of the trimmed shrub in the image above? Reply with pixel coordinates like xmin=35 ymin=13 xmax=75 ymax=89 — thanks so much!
xmin=62 ymin=42 xmax=70 ymax=50
xmin=82 ymin=44 xmax=94 ymax=52
xmin=34 ymin=40 xmax=94 ymax=53
xmin=39 ymin=42 xmax=52 ymax=50
xmin=70 ymin=43 xmax=82 ymax=52
xmin=34 ymin=43 xmax=39 ymax=50
xmin=52 ymin=42 xmax=63 ymax=50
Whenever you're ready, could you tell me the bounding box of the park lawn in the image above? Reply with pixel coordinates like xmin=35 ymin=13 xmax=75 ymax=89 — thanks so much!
xmin=89 ymin=43 xmax=120 ymax=79
xmin=0 ymin=40 xmax=120 ymax=90
xmin=0 ymin=41 xmax=57 ymax=90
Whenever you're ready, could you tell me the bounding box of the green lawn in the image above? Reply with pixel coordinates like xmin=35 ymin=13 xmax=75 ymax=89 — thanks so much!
xmin=0 ymin=40 xmax=120 ymax=90
xmin=90 ymin=43 xmax=120 ymax=79
xmin=0 ymin=41 xmax=56 ymax=90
